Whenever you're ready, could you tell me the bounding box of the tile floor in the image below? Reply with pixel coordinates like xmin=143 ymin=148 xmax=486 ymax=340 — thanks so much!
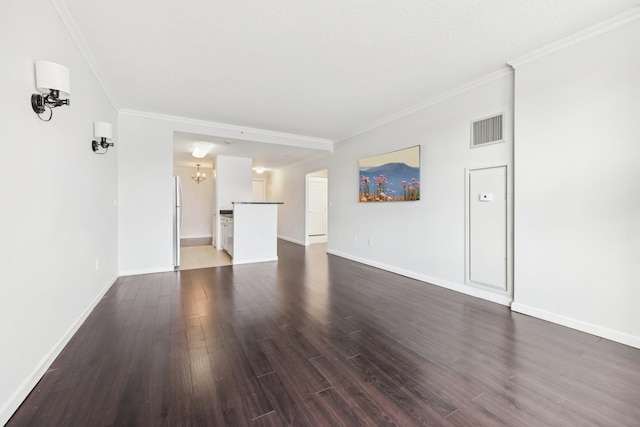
xmin=178 ymin=245 xmax=232 ymax=270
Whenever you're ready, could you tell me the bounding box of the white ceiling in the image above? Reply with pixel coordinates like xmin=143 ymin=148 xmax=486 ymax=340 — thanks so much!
xmin=58 ymin=0 xmax=639 ymax=166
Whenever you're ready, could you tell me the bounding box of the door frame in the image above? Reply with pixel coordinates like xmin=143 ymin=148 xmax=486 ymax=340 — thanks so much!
xmin=252 ymin=178 xmax=266 ymax=202
xmin=305 ymin=170 xmax=329 ymax=246
xmin=464 ymin=164 xmax=513 ymax=299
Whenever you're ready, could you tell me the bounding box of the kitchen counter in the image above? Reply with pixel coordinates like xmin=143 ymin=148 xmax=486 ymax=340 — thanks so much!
xmin=232 ymin=202 xmax=284 ymax=205
xmin=229 ymin=202 xmax=282 ymax=265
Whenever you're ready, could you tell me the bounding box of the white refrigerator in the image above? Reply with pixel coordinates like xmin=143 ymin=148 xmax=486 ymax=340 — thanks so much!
xmin=173 ymin=176 xmax=183 ymax=268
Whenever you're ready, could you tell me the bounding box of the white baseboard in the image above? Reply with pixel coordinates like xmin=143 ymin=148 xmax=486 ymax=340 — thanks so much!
xmin=119 ymin=266 xmax=174 ymax=276
xmin=511 ymin=302 xmax=640 ymax=350
xmin=277 ymin=235 xmax=307 ymax=247
xmin=326 ymin=249 xmax=513 ymax=307
xmin=181 ymin=234 xmax=213 ymax=239
xmin=0 ymin=273 xmax=119 ymax=426
xmin=232 ymin=256 xmax=278 ymax=265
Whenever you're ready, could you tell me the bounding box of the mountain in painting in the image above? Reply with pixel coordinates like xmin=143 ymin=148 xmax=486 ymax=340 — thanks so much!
xmin=359 ymin=162 xmax=420 ymax=197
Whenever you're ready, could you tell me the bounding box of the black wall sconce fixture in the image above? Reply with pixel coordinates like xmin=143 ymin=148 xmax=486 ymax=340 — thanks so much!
xmin=92 ymin=122 xmax=114 ymax=154
xmin=31 ymin=61 xmax=70 ymax=121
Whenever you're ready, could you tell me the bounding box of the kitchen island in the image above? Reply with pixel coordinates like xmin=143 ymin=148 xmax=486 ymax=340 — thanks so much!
xmin=230 ymin=202 xmax=283 ymax=265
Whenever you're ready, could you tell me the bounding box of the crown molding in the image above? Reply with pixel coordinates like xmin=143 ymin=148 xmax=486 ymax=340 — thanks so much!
xmin=51 ymin=0 xmax=120 ymax=110
xmin=508 ymin=7 xmax=640 ymax=68
xmin=335 ymin=67 xmax=514 ymax=143
xmin=275 ymin=151 xmax=333 ymax=171
xmin=119 ymin=109 xmax=334 ymax=151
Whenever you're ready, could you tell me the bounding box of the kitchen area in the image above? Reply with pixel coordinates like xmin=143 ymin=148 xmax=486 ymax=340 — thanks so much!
xmin=173 ymin=147 xmax=282 ymax=269
xmin=219 ymin=202 xmax=282 ymax=264
xmin=213 ymin=155 xmax=281 ymax=265
xmin=219 ymin=209 xmax=234 ymax=257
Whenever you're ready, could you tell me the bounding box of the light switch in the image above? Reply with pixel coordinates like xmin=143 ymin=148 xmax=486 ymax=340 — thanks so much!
xmin=479 ymin=193 xmax=493 ymax=202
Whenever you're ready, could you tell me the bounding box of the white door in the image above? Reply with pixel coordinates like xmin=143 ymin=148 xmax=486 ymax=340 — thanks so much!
xmin=467 ymin=166 xmax=507 ymax=290
xmin=308 ymin=177 xmax=328 ymax=236
xmin=252 ymin=179 xmax=266 ymax=202
xmin=266 ymin=180 xmax=274 ymax=202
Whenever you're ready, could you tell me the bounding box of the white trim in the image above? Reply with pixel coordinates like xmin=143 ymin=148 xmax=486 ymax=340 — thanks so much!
xmin=0 ymin=273 xmax=119 ymax=426
xmin=232 ymin=256 xmax=278 ymax=265
xmin=276 ymin=152 xmax=332 ymax=171
xmin=51 ymin=0 xmax=119 ymax=110
xmin=335 ymin=68 xmax=514 ymax=143
xmin=278 ymin=235 xmax=308 ymax=247
xmin=327 ymin=249 xmax=513 ymax=307
xmin=508 ymin=8 xmax=640 ymax=68
xmin=120 ymin=109 xmax=334 ymax=151
xmin=510 ymin=302 xmax=640 ymax=350
xmin=464 ymin=165 xmax=510 ymax=294
xmin=119 ymin=266 xmax=174 ymax=276
xmin=305 ymin=174 xmax=329 ymax=245
xmin=180 ymin=234 xmax=213 ymax=239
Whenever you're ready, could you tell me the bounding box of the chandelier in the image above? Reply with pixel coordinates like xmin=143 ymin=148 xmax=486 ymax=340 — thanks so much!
xmin=191 ymin=163 xmax=206 ymax=184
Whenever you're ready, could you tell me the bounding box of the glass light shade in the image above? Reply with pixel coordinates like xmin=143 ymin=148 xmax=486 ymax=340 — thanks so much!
xmin=94 ymin=122 xmax=113 ymax=139
xmin=192 ymin=143 xmax=212 ymax=158
xmin=35 ymin=61 xmax=71 ymax=96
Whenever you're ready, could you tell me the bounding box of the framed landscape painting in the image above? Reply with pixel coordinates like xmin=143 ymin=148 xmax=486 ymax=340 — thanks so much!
xmin=359 ymin=145 xmax=421 ymax=202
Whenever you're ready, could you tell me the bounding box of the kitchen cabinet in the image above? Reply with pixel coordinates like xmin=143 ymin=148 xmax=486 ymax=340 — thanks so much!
xmin=220 ymin=215 xmax=234 ymax=257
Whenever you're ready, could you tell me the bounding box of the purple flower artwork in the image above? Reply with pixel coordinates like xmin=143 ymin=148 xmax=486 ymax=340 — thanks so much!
xmin=358 ymin=146 xmax=421 ymax=202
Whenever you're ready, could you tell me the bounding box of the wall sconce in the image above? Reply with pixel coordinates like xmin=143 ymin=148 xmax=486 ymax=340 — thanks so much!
xmin=92 ymin=122 xmax=114 ymax=154
xmin=192 ymin=164 xmax=206 ymax=184
xmin=31 ymin=61 xmax=70 ymax=121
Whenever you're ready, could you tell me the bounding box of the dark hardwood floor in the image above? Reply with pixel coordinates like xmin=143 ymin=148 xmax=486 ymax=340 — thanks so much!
xmin=9 ymin=241 xmax=640 ymax=426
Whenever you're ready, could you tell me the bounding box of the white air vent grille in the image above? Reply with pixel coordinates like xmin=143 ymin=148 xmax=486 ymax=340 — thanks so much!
xmin=471 ymin=114 xmax=503 ymax=148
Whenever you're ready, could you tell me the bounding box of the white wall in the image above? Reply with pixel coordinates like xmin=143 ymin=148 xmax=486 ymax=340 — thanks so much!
xmin=118 ymin=113 xmax=174 ymax=274
xmin=274 ymin=157 xmax=331 ymax=246
xmin=213 ymin=155 xmax=252 ymax=249
xmin=511 ymin=18 xmax=640 ymax=348
xmin=0 ymin=0 xmax=118 ymax=423
xmin=233 ymin=203 xmax=279 ymax=264
xmin=173 ymin=165 xmax=213 ymax=238
xmin=118 ymin=111 xmax=329 ymax=274
xmin=275 ymin=74 xmax=514 ymax=304
xmin=118 ymin=115 xmax=248 ymax=274
xmin=216 ymin=155 xmax=253 ymax=211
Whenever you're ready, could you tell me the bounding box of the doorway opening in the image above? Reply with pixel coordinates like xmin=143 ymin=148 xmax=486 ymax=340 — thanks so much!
xmin=172 ymin=132 xmax=231 ymax=270
xmin=252 ymin=178 xmax=266 ymax=202
xmin=305 ymin=169 xmax=329 ymax=246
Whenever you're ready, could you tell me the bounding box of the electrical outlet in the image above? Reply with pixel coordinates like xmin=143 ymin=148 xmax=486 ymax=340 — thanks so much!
xmin=368 ymin=238 xmax=373 ymax=246
xmin=95 ymin=259 xmax=99 ymax=270
xmin=353 ymin=235 xmax=357 ymax=243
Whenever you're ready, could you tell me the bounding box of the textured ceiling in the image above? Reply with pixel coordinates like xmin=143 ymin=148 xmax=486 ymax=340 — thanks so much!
xmin=60 ymin=0 xmax=639 ymax=141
